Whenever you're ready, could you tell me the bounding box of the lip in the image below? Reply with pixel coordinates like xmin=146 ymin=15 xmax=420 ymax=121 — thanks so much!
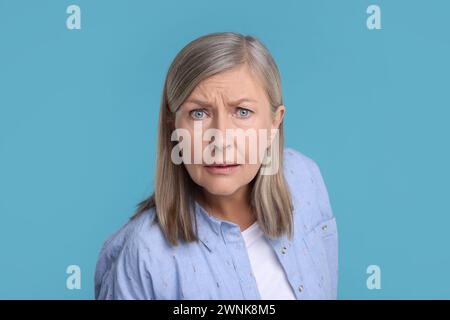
xmin=204 ymin=164 xmax=241 ymax=174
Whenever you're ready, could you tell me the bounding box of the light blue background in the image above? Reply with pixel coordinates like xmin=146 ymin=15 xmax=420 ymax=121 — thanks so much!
xmin=1 ymin=0 xmax=449 ymax=299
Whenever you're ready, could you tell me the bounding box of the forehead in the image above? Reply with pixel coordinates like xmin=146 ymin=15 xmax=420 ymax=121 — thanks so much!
xmin=189 ymin=64 xmax=267 ymax=101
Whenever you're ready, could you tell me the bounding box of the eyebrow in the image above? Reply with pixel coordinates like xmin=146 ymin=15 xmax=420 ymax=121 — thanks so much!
xmin=184 ymin=97 xmax=258 ymax=107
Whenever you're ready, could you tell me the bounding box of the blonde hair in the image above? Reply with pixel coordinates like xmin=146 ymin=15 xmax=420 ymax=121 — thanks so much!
xmin=131 ymin=32 xmax=294 ymax=246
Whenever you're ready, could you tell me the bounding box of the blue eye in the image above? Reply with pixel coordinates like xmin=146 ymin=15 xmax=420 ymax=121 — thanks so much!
xmin=236 ymin=107 xmax=252 ymax=118
xmin=190 ymin=109 xmax=207 ymax=120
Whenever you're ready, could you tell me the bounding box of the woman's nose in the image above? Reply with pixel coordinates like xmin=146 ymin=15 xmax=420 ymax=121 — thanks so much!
xmin=208 ymin=109 xmax=235 ymax=149
xmin=210 ymin=108 xmax=234 ymax=133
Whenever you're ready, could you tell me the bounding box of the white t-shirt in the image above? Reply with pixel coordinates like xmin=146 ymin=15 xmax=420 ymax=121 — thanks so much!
xmin=241 ymin=221 xmax=296 ymax=300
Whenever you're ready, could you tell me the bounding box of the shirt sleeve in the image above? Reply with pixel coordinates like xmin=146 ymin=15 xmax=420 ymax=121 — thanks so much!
xmin=95 ymin=237 xmax=156 ymax=300
xmin=308 ymin=158 xmax=339 ymax=299
xmin=308 ymin=158 xmax=334 ymax=220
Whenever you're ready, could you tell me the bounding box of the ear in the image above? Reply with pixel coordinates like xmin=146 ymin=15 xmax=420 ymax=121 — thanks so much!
xmin=272 ymin=104 xmax=285 ymax=129
xmin=267 ymin=104 xmax=285 ymax=148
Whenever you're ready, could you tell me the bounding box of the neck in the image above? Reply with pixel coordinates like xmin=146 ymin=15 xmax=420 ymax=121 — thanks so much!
xmin=196 ymin=184 xmax=256 ymax=231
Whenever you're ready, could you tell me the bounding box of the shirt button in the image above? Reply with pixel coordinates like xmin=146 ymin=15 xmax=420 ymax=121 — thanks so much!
xmin=298 ymin=284 xmax=304 ymax=292
xmin=321 ymin=224 xmax=328 ymax=231
xmin=281 ymin=246 xmax=287 ymax=254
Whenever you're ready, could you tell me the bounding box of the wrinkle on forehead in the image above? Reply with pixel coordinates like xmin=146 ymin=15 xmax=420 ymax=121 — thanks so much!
xmin=188 ymin=64 xmax=268 ymax=105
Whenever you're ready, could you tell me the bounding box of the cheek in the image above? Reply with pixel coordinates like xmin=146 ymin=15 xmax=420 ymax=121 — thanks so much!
xmin=238 ymin=163 xmax=261 ymax=183
xmin=174 ymin=111 xmax=188 ymax=127
xmin=183 ymin=163 xmax=203 ymax=184
xmin=239 ymin=126 xmax=272 ymax=164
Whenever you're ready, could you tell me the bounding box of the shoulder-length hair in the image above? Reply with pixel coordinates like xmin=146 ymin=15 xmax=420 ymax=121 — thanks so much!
xmin=131 ymin=32 xmax=293 ymax=246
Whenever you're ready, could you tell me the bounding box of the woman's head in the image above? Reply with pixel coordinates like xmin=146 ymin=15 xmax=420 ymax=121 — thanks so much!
xmin=134 ymin=32 xmax=293 ymax=245
xmin=175 ymin=63 xmax=285 ymax=197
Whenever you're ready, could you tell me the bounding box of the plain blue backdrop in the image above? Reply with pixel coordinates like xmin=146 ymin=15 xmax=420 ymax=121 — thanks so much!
xmin=1 ymin=0 xmax=449 ymax=299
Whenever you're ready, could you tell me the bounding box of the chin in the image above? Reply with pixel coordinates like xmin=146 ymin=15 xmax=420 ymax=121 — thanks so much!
xmin=202 ymin=184 xmax=240 ymax=196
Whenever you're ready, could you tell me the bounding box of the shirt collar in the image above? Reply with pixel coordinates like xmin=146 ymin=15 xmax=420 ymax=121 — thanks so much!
xmin=193 ymin=200 xmax=291 ymax=252
xmin=193 ymin=201 xmax=222 ymax=252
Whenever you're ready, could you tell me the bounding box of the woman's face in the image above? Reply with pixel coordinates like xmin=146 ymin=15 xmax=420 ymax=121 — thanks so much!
xmin=174 ymin=64 xmax=285 ymax=196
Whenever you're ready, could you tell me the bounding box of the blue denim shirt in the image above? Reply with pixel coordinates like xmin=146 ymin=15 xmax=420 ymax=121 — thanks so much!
xmin=94 ymin=148 xmax=338 ymax=299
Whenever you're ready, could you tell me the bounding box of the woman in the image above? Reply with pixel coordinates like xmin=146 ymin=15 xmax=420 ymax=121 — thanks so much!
xmin=94 ymin=32 xmax=338 ymax=300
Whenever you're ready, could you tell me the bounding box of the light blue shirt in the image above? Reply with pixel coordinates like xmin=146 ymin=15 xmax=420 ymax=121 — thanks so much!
xmin=94 ymin=148 xmax=338 ymax=299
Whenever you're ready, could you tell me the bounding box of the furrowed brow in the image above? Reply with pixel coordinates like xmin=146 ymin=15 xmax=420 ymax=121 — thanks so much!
xmin=227 ymin=98 xmax=258 ymax=106
xmin=184 ymin=98 xmax=213 ymax=108
xmin=184 ymin=97 xmax=257 ymax=107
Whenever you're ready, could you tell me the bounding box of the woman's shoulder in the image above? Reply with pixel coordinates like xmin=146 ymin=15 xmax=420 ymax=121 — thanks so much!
xmin=283 ymin=147 xmax=324 ymax=195
xmin=283 ymin=148 xmax=338 ymax=298
xmin=96 ymin=206 xmax=174 ymax=259
xmin=283 ymin=147 xmax=320 ymax=177
xmin=94 ymin=207 xmax=172 ymax=299
xmin=283 ymin=147 xmax=335 ymax=229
